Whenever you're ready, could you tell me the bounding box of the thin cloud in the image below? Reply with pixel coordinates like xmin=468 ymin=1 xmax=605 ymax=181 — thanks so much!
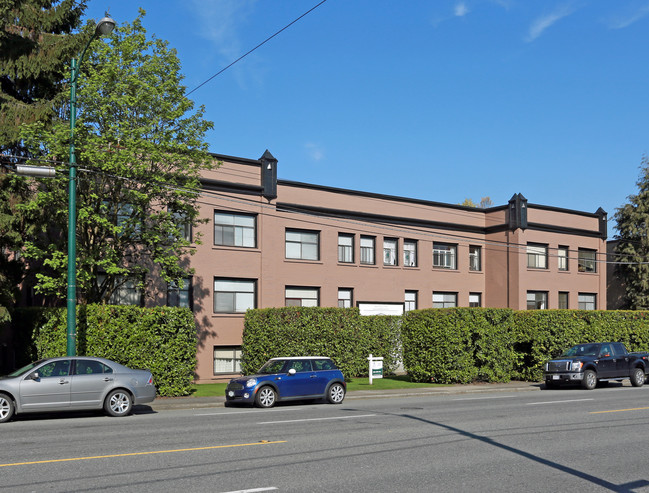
xmin=526 ymin=4 xmax=575 ymax=42
xmin=607 ymin=3 xmax=649 ymax=29
xmin=455 ymin=2 xmax=470 ymax=17
xmin=305 ymin=142 xmax=325 ymax=161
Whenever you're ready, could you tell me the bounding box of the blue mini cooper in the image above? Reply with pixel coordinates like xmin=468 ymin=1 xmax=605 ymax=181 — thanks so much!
xmin=225 ymin=357 xmax=346 ymax=408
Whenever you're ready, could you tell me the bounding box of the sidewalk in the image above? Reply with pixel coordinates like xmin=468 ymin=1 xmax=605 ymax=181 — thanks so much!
xmin=147 ymin=381 xmax=542 ymax=412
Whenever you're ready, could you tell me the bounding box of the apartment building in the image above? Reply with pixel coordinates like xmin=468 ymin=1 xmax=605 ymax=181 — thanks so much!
xmin=166 ymin=151 xmax=606 ymax=382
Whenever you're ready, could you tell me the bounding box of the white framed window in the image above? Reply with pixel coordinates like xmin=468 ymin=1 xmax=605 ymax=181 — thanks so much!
xmin=384 ymin=238 xmax=398 ymax=266
xmin=286 ymin=229 xmax=319 ymax=260
xmin=213 ymin=346 xmax=242 ymax=374
xmin=558 ymin=246 xmax=569 ymax=271
xmin=167 ymin=277 xmax=192 ymax=309
xmin=214 ymin=212 xmax=255 ymax=247
xmin=527 ymin=243 xmax=548 ymax=269
xmin=405 ymin=290 xmax=417 ymax=312
xmin=338 ymin=234 xmax=354 ymax=263
xmin=433 ymin=243 xmax=457 ymax=270
xmin=285 ymin=287 xmax=319 ymax=307
xmin=578 ymin=293 xmax=596 ymax=310
xmin=469 ymin=246 xmax=482 ymax=271
xmin=578 ymin=249 xmax=597 ymax=273
xmin=214 ymin=279 xmax=256 ymax=313
xmin=360 ymin=236 xmax=375 ymax=265
xmin=404 ymin=240 xmax=417 ymax=267
xmin=559 ymin=291 xmax=569 ymax=309
xmin=433 ymin=292 xmax=457 ymax=308
xmin=527 ymin=291 xmax=548 ymax=310
xmin=338 ymin=288 xmax=353 ymax=308
xmin=469 ymin=293 xmax=482 ymax=307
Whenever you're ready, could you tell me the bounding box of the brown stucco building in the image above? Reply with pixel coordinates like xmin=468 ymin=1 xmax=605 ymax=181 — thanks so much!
xmin=177 ymin=151 xmax=607 ymax=382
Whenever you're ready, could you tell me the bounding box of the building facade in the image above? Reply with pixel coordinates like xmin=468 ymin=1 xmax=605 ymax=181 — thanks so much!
xmin=175 ymin=151 xmax=607 ymax=382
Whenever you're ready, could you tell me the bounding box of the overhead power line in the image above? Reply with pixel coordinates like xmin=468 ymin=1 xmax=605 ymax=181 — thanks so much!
xmin=186 ymin=0 xmax=329 ymax=96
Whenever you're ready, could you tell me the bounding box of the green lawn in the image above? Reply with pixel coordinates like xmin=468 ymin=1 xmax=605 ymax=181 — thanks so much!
xmin=189 ymin=375 xmax=444 ymax=397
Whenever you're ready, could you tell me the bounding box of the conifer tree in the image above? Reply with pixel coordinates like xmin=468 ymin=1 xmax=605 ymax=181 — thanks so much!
xmin=614 ymin=157 xmax=649 ymax=309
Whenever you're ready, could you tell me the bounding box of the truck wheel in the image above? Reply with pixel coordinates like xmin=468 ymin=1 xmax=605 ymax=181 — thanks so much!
xmin=581 ymin=370 xmax=597 ymax=390
xmin=630 ymin=367 xmax=645 ymax=387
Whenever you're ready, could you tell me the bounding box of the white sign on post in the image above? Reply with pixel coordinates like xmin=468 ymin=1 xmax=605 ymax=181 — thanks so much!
xmin=368 ymin=354 xmax=384 ymax=385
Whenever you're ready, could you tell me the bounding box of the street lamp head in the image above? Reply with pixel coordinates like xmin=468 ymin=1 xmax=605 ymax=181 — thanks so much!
xmin=95 ymin=15 xmax=116 ymax=36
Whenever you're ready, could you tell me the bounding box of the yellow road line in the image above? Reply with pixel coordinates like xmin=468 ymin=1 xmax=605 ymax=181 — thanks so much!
xmin=0 ymin=440 xmax=287 ymax=468
xmin=590 ymin=406 xmax=649 ymax=414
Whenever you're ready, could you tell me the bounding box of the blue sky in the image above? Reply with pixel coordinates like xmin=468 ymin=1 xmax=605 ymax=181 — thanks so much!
xmin=85 ymin=0 xmax=649 ymax=235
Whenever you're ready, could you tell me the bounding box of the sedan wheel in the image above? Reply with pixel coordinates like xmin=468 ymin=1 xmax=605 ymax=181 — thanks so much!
xmin=327 ymin=383 xmax=345 ymax=404
xmin=104 ymin=389 xmax=133 ymax=417
xmin=255 ymin=386 xmax=277 ymax=408
xmin=0 ymin=393 xmax=15 ymax=423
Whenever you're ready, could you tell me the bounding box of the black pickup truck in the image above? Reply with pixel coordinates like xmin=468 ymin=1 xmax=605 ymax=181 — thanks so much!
xmin=544 ymin=342 xmax=649 ymax=390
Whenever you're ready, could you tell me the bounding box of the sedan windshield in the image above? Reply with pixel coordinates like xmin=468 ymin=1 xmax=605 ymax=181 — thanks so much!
xmin=6 ymin=360 xmax=46 ymax=378
xmin=258 ymin=360 xmax=287 ymax=374
xmin=561 ymin=344 xmax=599 ymax=357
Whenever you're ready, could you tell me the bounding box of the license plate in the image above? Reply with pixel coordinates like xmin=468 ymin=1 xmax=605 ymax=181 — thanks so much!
xmin=228 ymin=391 xmax=234 ymax=397
xmin=552 ymin=375 xmax=560 ymax=380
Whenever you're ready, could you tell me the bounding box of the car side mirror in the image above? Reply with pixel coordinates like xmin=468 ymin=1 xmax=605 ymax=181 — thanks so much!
xmin=29 ymin=371 xmax=40 ymax=380
xmin=288 ymin=368 xmax=296 ymax=376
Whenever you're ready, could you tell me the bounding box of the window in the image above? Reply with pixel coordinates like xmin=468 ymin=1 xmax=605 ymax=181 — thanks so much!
xmin=558 ymin=246 xmax=569 ymax=271
xmin=578 ymin=293 xmax=596 ymax=310
xmin=433 ymin=292 xmax=457 ymax=308
xmin=285 ymin=287 xmax=319 ymax=307
xmin=214 ymin=346 xmax=242 ymax=374
xmin=469 ymin=246 xmax=482 ymax=271
xmin=360 ymin=236 xmax=375 ymax=265
xmin=527 ymin=243 xmax=548 ymax=269
xmin=167 ymin=277 xmax=192 ymax=309
xmin=98 ymin=274 xmax=142 ymax=306
xmin=404 ymin=240 xmax=417 ymax=267
xmin=469 ymin=293 xmax=482 ymax=307
xmin=338 ymin=234 xmax=354 ymax=263
xmin=384 ymin=238 xmax=398 ymax=266
xmin=38 ymin=360 xmax=71 ymax=377
xmin=74 ymin=359 xmax=111 ymax=375
xmin=338 ymin=288 xmax=353 ymax=308
xmin=558 ymin=291 xmax=569 ymax=309
xmin=214 ymin=279 xmax=256 ymax=313
xmin=578 ymin=249 xmax=597 ymax=273
xmin=527 ymin=291 xmax=548 ymax=310
xmin=286 ymin=229 xmax=319 ymax=260
xmin=405 ymin=291 xmax=418 ymax=312
xmin=433 ymin=243 xmax=457 ymax=270
xmin=214 ymin=212 xmax=256 ymax=247
xmin=170 ymin=209 xmax=192 ymax=242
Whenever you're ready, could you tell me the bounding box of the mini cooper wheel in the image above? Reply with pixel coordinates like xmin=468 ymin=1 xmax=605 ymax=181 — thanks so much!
xmin=581 ymin=369 xmax=597 ymax=390
xmin=104 ymin=389 xmax=133 ymax=417
xmin=0 ymin=393 xmax=14 ymax=423
xmin=631 ymin=367 xmax=645 ymax=387
xmin=327 ymin=383 xmax=345 ymax=404
xmin=255 ymin=386 xmax=277 ymax=408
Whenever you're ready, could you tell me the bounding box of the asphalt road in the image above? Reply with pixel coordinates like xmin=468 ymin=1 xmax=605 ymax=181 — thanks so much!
xmin=3 ymin=382 xmax=649 ymax=492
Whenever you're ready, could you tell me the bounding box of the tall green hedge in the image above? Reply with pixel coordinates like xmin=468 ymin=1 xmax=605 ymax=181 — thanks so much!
xmin=17 ymin=305 xmax=197 ymax=396
xmin=243 ymin=307 xmax=401 ymax=378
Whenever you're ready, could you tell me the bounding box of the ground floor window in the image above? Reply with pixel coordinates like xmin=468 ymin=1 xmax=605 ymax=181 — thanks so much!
xmin=405 ymin=290 xmax=417 ymax=311
xmin=433 ymin=292 xmax=457 ymax=308
xmin=285 ymin=287 xmax=319 ymax=307
xmin=578 ymin=293 xmax=596 ymax=310
xmin=338 ymin=288 xmax=352 ymax=308
xmin=527 ymin=291 xmax=548 ymax=310
xmin=469 ymin=293 xmax=482 ymax=307
xmin=558 ymin=292 xmax=569 ymax=309
xmin=214 ymin=346 xmax=242 ymax=374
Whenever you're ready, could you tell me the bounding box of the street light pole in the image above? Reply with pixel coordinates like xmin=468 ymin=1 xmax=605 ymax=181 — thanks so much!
xmin=66 ymin=15 xmax=116 ymax=357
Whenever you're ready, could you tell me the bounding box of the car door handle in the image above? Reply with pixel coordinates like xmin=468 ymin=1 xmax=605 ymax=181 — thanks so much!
xmin=59 ymin=379 xmax=69 ymax=385
xmin=310 ymin=375 xmax=317 ymax=378
xmin=103 ymin=377 xmax=114 ymax=382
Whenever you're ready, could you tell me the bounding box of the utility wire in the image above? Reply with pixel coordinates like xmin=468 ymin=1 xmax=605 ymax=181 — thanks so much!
xmin=186 ymin=0 xmax=329 ymax=96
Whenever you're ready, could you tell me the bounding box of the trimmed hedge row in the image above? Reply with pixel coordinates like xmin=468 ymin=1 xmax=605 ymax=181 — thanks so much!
xmin=11 ymin=305 xmax=197 ymax=396
xmin=242 ymin=307 xmax=401 ymax=378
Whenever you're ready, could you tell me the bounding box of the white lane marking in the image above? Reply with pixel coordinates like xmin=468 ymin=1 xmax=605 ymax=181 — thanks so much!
xmin=220 ymin=488 xmax=278 ymax=493
xmin=258 ymin=414 xmax=377 ymax=425
xmin=526 ymin=398 xmax=594 ymax=405
xmin=196 ymin=408 xmax=303 ymax=416
xmin=453 ymin=396 xmax=516 ymax=401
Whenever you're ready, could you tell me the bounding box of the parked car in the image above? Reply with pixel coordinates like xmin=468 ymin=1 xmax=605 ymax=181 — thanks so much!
xmin=0 ymin=356 xmax=156 ymax=423
xmin=226 ymin=357 xmax=346 ymax=408
xmin=544 ymin=342 xmax=649 ymax=390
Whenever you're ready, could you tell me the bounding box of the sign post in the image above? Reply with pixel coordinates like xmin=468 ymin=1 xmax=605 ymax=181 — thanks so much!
xmin=368 ymin=354 xmax=384 ymax=385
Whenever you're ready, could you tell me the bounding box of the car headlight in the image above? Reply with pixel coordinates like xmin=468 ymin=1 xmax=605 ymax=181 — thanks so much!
xmin=571 ymin=361 xmax=583 ymax=371
xmin=246 ymin=378 xmax=257 ymax=388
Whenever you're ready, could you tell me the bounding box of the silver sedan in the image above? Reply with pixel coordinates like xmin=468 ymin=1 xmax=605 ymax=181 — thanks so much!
xmin=0 ymin=356 xmax=156 ymax=423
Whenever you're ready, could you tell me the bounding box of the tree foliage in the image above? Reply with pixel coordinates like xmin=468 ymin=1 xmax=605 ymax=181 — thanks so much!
xmin=614 ymin=157 xmax=649 ymax=309
xmin=19 ymin=10 xmax=215 ymax=304
xmin=460 ymin=196 xmax=493 ymax=208
xmin=0 ymin=0 xmax=87 ymax=154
